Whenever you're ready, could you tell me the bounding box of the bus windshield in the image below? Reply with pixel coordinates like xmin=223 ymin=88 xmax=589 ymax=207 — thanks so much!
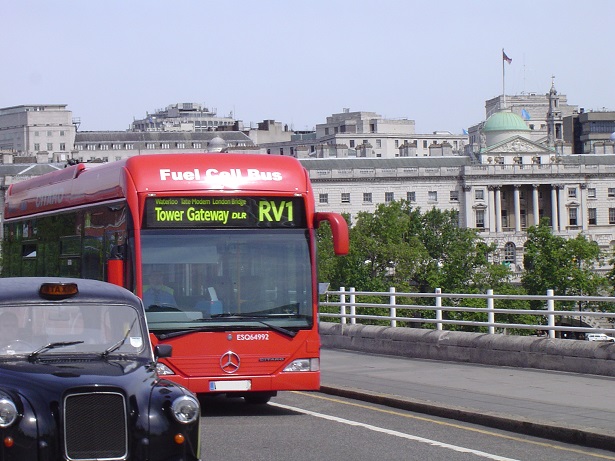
xmin=140 ymin=229 xmax=313 ymax=331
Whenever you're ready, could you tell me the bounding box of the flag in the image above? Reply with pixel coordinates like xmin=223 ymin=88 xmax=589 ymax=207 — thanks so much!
xmin=503 ymin=50 xmax=512 ymax=64
xmin=521 ymin=109 xmax=531 ymax=120
xmin=462 ymin=129 xmax=468 ymax=135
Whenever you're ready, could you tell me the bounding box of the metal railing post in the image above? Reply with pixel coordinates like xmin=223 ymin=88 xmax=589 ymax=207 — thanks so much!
xmin=389 ymin=287 xmax=396 ymax=327
xmin=349 ymin=287 xmax=356 ymax=325
xmin=435 ymin=288 xmax=442 ymax=330
xmin=487 ymin=289 xmax=495 ymax=334
xmin=340 ymin=287 xmax=346 ymax=325
xmin=547 ymin=289 xmax=555 ymax=339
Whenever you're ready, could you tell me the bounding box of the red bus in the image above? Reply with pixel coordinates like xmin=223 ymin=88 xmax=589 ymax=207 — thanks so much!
xmin=2 ymin=153 xmax=348 ymax=403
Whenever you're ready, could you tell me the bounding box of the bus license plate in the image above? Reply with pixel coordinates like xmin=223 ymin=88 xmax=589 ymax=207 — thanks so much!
xmin=209 ymin=380 xmax=251 ymax=391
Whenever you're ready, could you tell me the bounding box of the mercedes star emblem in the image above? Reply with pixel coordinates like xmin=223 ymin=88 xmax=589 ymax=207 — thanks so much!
xmin=220 ymin=351 xmax=240 ymax=374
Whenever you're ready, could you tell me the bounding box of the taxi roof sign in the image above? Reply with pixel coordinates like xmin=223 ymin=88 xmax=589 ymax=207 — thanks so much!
xmin=39 ymin=282 xmax=79 ymax=300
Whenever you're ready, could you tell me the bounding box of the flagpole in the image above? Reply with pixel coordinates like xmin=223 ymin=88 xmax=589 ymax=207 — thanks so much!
xmin=502 ymin=48 xmax=506 ymax=109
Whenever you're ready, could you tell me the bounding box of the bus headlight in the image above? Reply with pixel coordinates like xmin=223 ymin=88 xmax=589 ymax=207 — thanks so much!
xmin=156 ymin=362 xmax=176 ymax=376
xmin=0 ymin=398 xmax=18 ymax=428
xmin=171 ymin=396 xmax=199 ymax=424
xmin=283 ymin=358 xmax=319 ymax=372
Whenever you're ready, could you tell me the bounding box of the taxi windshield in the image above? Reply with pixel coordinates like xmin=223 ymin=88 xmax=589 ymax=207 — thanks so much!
xmin=140 ymin=229 xmax=313 ymax=331
xmin=0 ymin=304 xmax=144 ymax=357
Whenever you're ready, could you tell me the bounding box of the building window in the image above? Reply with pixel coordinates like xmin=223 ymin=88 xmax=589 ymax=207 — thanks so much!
xmin=568 ymin=188 xmax=577 ymax=198
xmin=34 ymin=143 xmax=40 ymax=151
xmin=504 ymin=242 xmax=516 ymax=264
xmin=407 ymin=191 xmax=416 ymax=202
xmin=319 ymin=193 xmax=328 ymax=204
xmin=475 ymin=210 xmax=485 ymax=228
xmin=177 ymin=142 xmax=185 ymax=149
xmin=60 ymin=130 xmax=65 ymax=136
xmin=395 ymin=140 xmax=399 ymax=148
xmin=59 ymin=143 xmax=66 ymax=151
xmin=146 ymin=143 xmax=155 ymax=149
xmin=86 ymin=144 xmax=96 ymax=151
xmin=385 ymin=192 xmax=394 ymax=203
xmin=47 ymin=130 xmax=52 ymax=136
xmin=423 ymin=140 xmax=428 ymax=148
xmin=588 ymin=208 xmax=597 ymax=225
xmin=193 ymin=142 xmax=201 ymax=148
xmin=349 ymin=140 xmax=355 ymax=148
xmin=587 ymin=188 xmax=596 ymax=198
xmin=363 ymin=192 xmax=372 ymax=203
xmin=609 ymin=188 xmax=615 ymax=198
xmin=112 ymin=144 xmax=122 ymax=150
xmin=450 ymin=190 xmax=459 ymax=201
xmin=428 ymin=191 xmax=438 ymax=201
xmin=34 ymin=131 xmax=39 ymax=137
xmin=475 ymin=189 xmax=484 ymax=200
xmin=124 ymin=144 xmax=133 ymax=149
xmin=279 ymin=148 xmax=284 ymax=155
xmin=47 ymin=143 xmax=53 ymax=151
xmin=376 ymin=139 xmax=382 ymax=148
xmin=341 ymin=193 xmax=350 ymax=203
xmin=502 ymin=210 xmax=508 ymax=228
xmin=610 ymin=208 xmax=615 ymax=224
xmin=569 ymin=208 xmax=578 ymax=226
xmin=161 ymin=143 xmax=170 ymax=149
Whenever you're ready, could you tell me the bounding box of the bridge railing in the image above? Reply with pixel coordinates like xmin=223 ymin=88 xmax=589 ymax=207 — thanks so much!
xmin=319 ymin=287 xmax=615 ymax=339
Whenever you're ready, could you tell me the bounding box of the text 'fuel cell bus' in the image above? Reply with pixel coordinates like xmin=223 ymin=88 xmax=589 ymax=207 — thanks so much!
xmin=2 ymin=153 xmax=349 ymax=403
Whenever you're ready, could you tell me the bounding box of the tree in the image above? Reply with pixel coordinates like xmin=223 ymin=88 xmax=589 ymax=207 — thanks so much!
xmin=318 ymin=201 xmax=510 ymax=294
xmin=522 ymin=219 xmax=607 ymax=297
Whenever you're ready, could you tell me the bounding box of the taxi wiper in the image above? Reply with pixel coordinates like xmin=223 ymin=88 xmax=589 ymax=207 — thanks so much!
xmin=28 ymin=341 xmax=85 ymax=361
xmin=102 ymin=318 xmax=137 ymax=358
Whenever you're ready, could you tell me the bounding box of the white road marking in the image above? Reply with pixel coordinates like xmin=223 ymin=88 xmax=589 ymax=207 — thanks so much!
xmin=270 ymin=402 xmax=520 ymax=461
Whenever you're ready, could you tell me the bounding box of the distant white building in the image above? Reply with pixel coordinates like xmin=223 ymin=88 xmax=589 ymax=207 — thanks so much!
xmin=131 ymin=103 xmax=236 ymax=132
xmin=260 ymin=109 xmax=468 ymax=158
xmin=0 ymin=104 xmax=77 ymax=162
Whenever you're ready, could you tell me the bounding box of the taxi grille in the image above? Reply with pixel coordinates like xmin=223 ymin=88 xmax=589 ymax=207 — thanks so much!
xmin=64 ymin=392 xmax=128 ymax=460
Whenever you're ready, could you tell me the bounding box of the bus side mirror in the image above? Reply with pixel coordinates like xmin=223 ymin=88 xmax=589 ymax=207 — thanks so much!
xmin=107 ymin=259 xmax=125 ymax=287
xmin=314 ymin=212 xmax=349 ymax=256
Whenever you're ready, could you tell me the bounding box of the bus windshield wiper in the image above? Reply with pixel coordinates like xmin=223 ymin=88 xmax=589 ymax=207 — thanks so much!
xmin=210 ymin=314 xmax=297 ymax=338
xmin=28 ymin=341 xmax=85 ymax=361
xmin=158 ymin=315 xmax=297 ymax=339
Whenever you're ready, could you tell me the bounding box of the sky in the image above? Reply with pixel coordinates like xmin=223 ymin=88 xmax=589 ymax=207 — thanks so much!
xmin=4 ymin=0 xmax=615 ymax=134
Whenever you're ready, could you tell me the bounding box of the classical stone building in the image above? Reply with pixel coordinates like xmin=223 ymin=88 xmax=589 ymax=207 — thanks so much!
xmin=302 ymin=108 xmax=615 ymax=275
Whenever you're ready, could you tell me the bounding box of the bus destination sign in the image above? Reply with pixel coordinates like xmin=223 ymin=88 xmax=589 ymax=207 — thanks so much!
xmin=145 ymin=196 xmax=306 ymax=228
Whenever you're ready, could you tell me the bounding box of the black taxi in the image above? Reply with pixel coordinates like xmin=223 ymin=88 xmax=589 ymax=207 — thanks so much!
xmin=0 ymin=277 xmax=201 ymax=461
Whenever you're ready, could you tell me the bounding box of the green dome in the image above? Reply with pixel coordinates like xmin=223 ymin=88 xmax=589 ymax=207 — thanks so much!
xmin=483 ymin=110 xmax=530 ymax=132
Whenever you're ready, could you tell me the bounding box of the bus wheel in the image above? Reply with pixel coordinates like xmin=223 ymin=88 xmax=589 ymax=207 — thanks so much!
xmin=244 ymin=392 xmax=276 ymax=404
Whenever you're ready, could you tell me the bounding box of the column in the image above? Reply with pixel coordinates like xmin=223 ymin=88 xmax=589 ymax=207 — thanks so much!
xmin=551 ymin=185 xmax=558 ymax=232
xmin=463 ymin=185 xmax=472 ymax=228
xmin=488 ymin=186 xmax=496 ymax=232
xmin=532 ymin=184 xmax=540 ymax=226
xmin=514 ymin=185 xmax=521 ymax=232
xmin=558 ymin=185 xmax=566 ymax=232
xmin=495 ymin=187 xmax=502 ymax=232
xmin=580 ymin=184 xmax=587 ymax=230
